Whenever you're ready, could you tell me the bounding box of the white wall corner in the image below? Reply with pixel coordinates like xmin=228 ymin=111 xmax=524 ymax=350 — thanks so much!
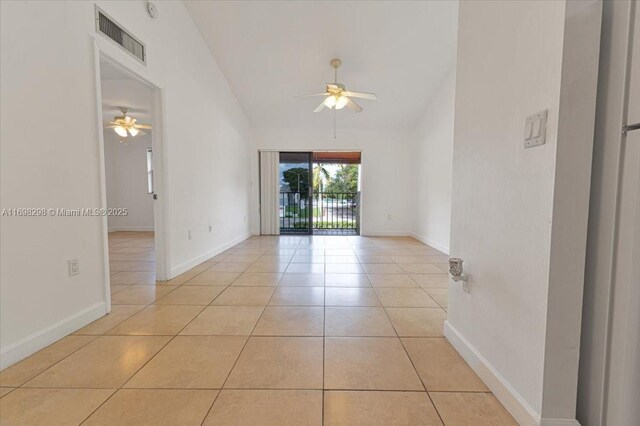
xmin=0 ymin=302 xmax=107 ymax=370
xmin=168 ymin=232 xmax=252 ymax=279
xmin=444 ymin=321 xmax=542 ymax=426
xmin=410 ymin=232 xmax=450 ymax=254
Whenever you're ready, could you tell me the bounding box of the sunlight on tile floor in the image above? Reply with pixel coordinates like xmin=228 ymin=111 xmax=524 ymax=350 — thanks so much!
xmin=0 ymin=232 xmax=517 ymax=425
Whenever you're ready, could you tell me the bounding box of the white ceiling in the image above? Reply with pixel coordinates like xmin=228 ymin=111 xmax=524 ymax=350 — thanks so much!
xmin=184 ymin=1 xmax=458 ymax=130
xmin=100 ymin=60 xmax=153 ymax=125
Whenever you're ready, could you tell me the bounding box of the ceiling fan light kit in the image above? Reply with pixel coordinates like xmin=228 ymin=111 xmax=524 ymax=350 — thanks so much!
xmin=295 ymin=58 xmax=377 ymax=137
xmin=104 ymin=107 xmax=151 ymax=143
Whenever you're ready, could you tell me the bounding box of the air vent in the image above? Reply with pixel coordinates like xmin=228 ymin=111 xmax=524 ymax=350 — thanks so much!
xmin=95 ymin=7 xmax=146 ymax=64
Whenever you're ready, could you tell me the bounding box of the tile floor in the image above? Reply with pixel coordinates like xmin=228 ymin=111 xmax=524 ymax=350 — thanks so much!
xmin=0 ymin=232 xmax=517 ymax=425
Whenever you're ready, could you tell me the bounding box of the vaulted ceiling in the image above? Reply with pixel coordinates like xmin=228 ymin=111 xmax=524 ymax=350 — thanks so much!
xmin=184 ymin=1 xmax=458 ymax=130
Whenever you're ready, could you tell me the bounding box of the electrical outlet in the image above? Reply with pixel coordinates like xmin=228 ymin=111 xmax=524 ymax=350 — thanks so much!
xmin=68 ymin=259 xmax=79 ymax=276
xmin=209 ymin=225 xmax=213 ymax=233
xmin=387 ymin=214 xmax=392 ymax=220
xmin=243 ymin=215 xmax=247 ymax=222
xmin=188 ymin=229 xmax=192 ymax=240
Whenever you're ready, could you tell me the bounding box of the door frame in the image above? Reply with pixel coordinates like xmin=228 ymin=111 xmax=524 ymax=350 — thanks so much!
xmin=92 ymin=39 xmax=169 ymax=313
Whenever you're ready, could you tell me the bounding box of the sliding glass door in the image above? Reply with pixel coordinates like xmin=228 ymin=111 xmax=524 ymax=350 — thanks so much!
xmin=279 ymin=152 xmax=312 ymax=234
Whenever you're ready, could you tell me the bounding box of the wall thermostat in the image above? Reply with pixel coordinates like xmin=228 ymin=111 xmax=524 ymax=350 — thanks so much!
xmin=146 ymin=2 xmax=158 ymax=19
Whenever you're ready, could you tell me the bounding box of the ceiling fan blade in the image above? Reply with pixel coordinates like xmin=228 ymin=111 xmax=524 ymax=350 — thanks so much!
xmin=343 ymin=91 xmax=377 ymax=101
xmin=294 ymin=92 xmax=328 ymax=99
xmin=313 ymin=100 xmax=327 ymax=113
xmin=135 ymin=124 xmax=152 ymax=129
xmin=345 ymin=97 xmax=363 ymax=113
xmin=104 ymin=125 xmax=117 ymax=128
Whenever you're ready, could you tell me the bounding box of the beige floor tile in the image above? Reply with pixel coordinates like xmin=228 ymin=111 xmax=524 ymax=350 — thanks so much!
xmin=225 ymin=337 xmax=323 ymax=389
xmin=125 ymin=336 xmax=246 ymax=389
xmin=180 ymin=306 xmax=264 ymax=335
xmin=124 ymin=261 xmax=156 ymax=272
xmin=279 ymin=273 xmax=325 ymax=287
xmin=246 ymin=263 xmax=289 ymax=273
xmin=324 ymin=337 xmax=423 ymax=390
xmin=368 ymin=273 xmax=418 ymax=288
xmin=430 ymin=392 xmax=517 ymax=426
xmin=212 ymin=286 xmax=275 ymax=306
xmin=0 ymin=335 xmax=96 ymax=387
xmin=325 ymin=288 xmax=380 ymax=306
xmin=203 ymin=390 xmax=322 ymax=426
xmin=434 ymin=263 xmax=450 ymax=273
xmin=291 ymin=255 xmax=325 ymax=263
xmin=325 ymin=307 xmax=396 ymax=337
xmin=257 ymin=255 xmax=293 ymax=263
xmin=410 ymin=273 xmax=449 ymax=288
xmin=325 ymin=263 xmax=364 ymax=274
xmin=185 ymin=271 xmax=240 ymax=286
xmin=225 ymin=254 xmax=261 ymax=263
xmin=107 ymin=305 xmax=203 ymax=335
xmin=110 ymin=284 xmax=131 ymax=295
xmin=356 ymin=255 xmax=395 ymax=264
xmin=24 ymin=336 xmax=170 ymax=388
xmin=253 ymin=307 xmax=324 ymax=336
xmin=375 ymin=288 xmax=439 ymax=307
xmin=111 ymin=285 xmax=177 ymax=305
xmin=285 ymin=263 xmax=325 ymax=274
xmin=386 ymin=308 xmax=446 ymax=337
xmin=325 ymin=273 xmax=371 ymax=287
xmin=399 ymin=263 xmax=443 ymax=274
xmin=362 ymin=263 xmax=405 ymax=274
xmin=0 ymin=388 xmax=14 ymax=398
xmin=324 ymin=391 xmax=443 ymax=426
xmin=75 ymin=305 xmax=147 ymax=335
xmin=0 ymin=388 xmax=115 ymax=426
xmin=84 ymin=389 xmax=218 ymax=426
xmin=325 ymin=255 xmax=359 ymax=264
xmin=110 ymin=271 xmax=156 ymax=285
xmin=269 ymin=286 xmax=324 ymax=306
xmin=391 ymin=255 xmax=430 ymax=264
xmin=232 ymin=272 xmax=282 ymax=286
xmin=154 ymin=286 xmax=224 ymax=305
xmin=426 ymin=288 xmax=449 ymax=309
xmin=208 ymin=262 xmax=253 ymax=272
xmin=402 ymin=338 xmax=488 ymax=391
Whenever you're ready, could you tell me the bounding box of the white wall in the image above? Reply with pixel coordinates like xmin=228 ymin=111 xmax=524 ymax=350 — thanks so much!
xmin=253 ymin=127 xmax=413 ymax=236
xmin=446 ymin=1 xmax=601 ymax=425
xmin=410 ymin=67 xmax=456 ymax=253
xmin=0 ymin=1 xmax=252 ymax=368
xmin=104 ymin=131 xmax=154 ymax=231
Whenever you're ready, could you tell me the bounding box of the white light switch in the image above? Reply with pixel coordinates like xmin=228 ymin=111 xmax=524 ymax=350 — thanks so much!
xmin=524 ymin=110 xmax=548 ymax=149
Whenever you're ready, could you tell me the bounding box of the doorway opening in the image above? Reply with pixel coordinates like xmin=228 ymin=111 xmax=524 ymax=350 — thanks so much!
xmin=96 ymin=55 xmax=166 ymax=306
xmin=278 ymin=151 xmax=361 ymax=235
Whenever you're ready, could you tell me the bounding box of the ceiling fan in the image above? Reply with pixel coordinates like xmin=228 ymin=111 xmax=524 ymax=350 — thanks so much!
xmin=295 ymin=58 xmax=377 ymax=113
xmin=104 ymin=107 xmax=151 ymax=139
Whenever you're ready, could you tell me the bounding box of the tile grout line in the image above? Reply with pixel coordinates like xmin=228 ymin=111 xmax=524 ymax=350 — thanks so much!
xmin=198 ymin=245 xmax=291 ymax=426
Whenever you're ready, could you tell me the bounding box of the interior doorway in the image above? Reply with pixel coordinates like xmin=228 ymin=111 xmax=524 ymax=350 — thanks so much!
xmin=277 ymin=151 xmax=361 ymax=235
xmin=96 ymin=54 xmax=166 ymax=306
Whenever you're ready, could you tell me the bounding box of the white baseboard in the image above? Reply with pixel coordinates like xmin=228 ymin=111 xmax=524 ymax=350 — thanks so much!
xmin=168 ymin=232 xmax=252 ymax=279
xmin=410 ymin=232 xmax=450 ymax=254
xmin=361 ymin=231 xmax=411 ymax=237
xmin=540 ymin=420 xmax=581 ymax=426
xmin=108 ymin=226 xmax=155 ymax=232
xmin=444 ymin=321 xmax=542 ymax=426
xmin=0 ymin=301 xmax=107 ymax=370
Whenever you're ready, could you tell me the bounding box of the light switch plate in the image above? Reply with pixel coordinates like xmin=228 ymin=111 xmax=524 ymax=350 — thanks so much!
xmin=524 ymin=109 xmax=548 ymax=149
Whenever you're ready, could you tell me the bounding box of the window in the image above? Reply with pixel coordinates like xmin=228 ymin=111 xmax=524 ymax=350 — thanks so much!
xmin=146 ymin=148 xmax=153 ymax=194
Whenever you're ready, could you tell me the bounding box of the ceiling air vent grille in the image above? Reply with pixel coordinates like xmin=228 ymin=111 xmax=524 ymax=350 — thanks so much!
xmin=95 ymin=7 xmax=146 ymax=64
